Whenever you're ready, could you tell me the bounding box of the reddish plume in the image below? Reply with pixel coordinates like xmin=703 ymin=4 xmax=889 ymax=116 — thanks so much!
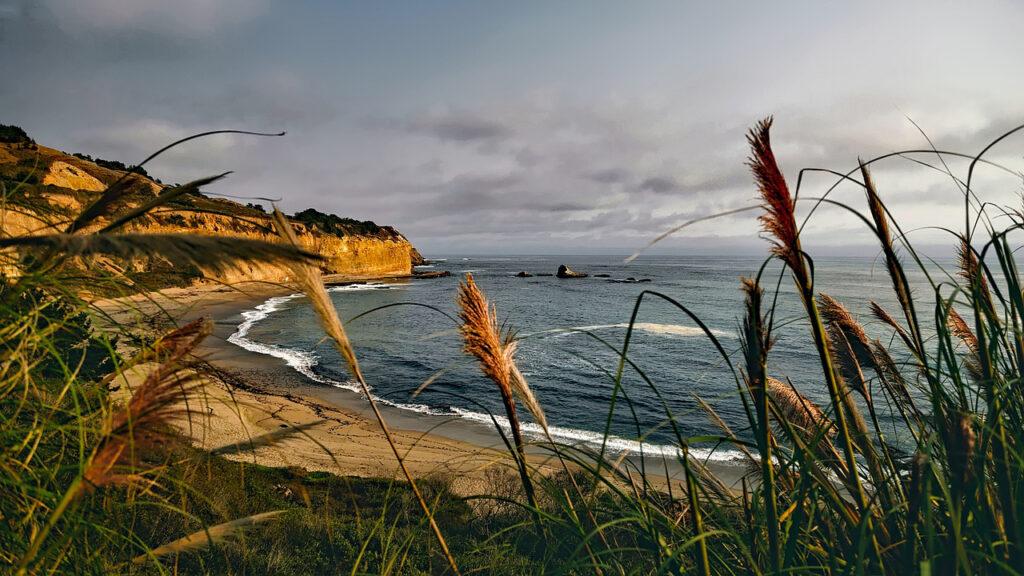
xmin=748 ymin=117 xmax=801 ymax=273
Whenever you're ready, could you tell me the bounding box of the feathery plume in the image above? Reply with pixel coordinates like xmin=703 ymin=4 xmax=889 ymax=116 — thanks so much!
xmin=457 ymin=273 xmax=547 ymax=429
xmin=957 ymin=240 xmax=988 ymax=295
xmin=819 ymin=294 xmax=875 ymax=368
xmin=870 ymin=301 xmax=916 ymax=352
xmin=819 ymin=294 xmax=876 ymax=401
xmin=767 ymin=377 xmax=834 ymax=437
xmin=457 ymin=273 xmax=543 ymax=519
xmin=948 ymin=307 xmax=979 ymax=353
xmin=85 ymin=319 xmax=211 ymax=488
xmin=100 ymin=317 xmax=210 ymax=389
xmin=748 ymin=117 xmax=802 ymax=275
xmin=947 ymin=307 xmax=983 ymax=381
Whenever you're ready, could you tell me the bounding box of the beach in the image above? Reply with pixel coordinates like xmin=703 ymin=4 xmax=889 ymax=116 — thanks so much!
xmin=95 ymin=274 xmax=746 ymax=498
xmin=95 ymin=278 xmax=581 ymax=496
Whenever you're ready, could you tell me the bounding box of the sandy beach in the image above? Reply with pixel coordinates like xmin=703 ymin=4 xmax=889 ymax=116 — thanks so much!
xmin=95 ymin=276 xmax=739 ymax=498
xmin=95 ymin=277 xmax=580 ymax=496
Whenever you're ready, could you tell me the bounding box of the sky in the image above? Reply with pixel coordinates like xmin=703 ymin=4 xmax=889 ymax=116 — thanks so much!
xmin=2 ymin=0 xmax=1024 ymax=256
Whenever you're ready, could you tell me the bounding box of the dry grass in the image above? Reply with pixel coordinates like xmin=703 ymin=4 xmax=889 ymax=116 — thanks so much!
xmin=766 ymin=377 xmax=833 ymax=437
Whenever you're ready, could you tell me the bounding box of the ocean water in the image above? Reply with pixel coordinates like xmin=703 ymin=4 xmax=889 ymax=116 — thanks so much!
xmin=228 ymin=255 xmax=938 ymax=463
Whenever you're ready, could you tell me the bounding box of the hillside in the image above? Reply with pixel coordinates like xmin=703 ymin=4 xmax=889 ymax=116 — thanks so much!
xmin=0 ymin=134 xmax=424 ymax=290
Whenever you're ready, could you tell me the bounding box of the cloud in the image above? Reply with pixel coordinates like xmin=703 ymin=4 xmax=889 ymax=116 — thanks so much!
xmin=41 ymin=0 xmax=270 ymax=38
xmin=376 ymin=112 xmax=512 ymax=144
xmin=638 ymin=176 xmax=679 ymax=194
xmin=587 ymin=168 xmax=630 ymax=185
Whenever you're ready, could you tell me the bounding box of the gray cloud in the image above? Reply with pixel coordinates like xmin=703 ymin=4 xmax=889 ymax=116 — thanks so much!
xmin=587 ymin=168 xmax=631 ymax=185
xmin=400 ymin=114 xmax=512 ymax=144
xmin=41 ymin=0 xmax=270 ymax=38
xmin=639 ymin=176 xmax=679 ymax=194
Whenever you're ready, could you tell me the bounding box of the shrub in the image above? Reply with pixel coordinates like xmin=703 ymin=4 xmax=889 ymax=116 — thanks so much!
xmin=0 ymin=124 xmax=33 ymax=145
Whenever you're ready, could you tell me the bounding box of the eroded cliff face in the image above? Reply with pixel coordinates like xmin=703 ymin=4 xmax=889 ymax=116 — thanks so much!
xmin=129 ymin=211 xmax=417 ymax=283
xmin=0 ymin=143 xmax=419 ymax=286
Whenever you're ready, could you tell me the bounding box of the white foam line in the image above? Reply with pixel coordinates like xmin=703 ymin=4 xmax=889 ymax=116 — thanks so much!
xmin=227 ymin=294 xmax=745 ymax=463
xmin=530 ymin=323 xmax=732 ymax=339
xmin=450 ymin=407 xmax=747 ymax=462
xmin=327 ymin=282 xmax=398 ymax=292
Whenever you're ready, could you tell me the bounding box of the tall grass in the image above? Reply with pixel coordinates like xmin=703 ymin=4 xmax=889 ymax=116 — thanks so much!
xmin=421 ymin=116 xmax=1024 ymax=575
xmin=6 ymin=115 xmax=1024 ymax=575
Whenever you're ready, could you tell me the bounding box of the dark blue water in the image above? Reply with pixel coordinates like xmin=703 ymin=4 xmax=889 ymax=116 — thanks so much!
xmin=229 ymin=255 xmax=940 ymax=461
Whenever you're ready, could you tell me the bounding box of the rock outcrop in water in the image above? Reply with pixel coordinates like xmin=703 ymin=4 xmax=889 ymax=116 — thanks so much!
xmin=0 ymin=141 xmax=422 ymax=289
xmin=515 ymin=271 xmax=533 ymax=277
xmin=556 ymin=264 xmax=588 ymax=278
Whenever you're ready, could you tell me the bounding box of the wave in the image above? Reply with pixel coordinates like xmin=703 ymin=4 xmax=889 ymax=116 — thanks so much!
xmin=227 ymin=293 xmax=323 ymax=379
xmin=327 ymin=282 xmax=398 ymax=292
xmin=414 ymin=264 xmax=435 ymax=269
xmin=449 ymin=407 xmax=746 ymax=462
xmin=536 ymin=322 xmax=731 ymax=339
xmin=227 ymin=283 xmax=397 ymax=379
xmin=226 ymin=295 xmax=743 ymax=463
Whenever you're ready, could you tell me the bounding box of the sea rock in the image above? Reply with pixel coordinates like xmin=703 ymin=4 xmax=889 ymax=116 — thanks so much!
xmin=415 ymin=270 xmax=451 ymax=279
xmin=593 ymin=273 xmax=611 ymax=278
xmin=515 ymin=271 xmax=533 ymax=277
xmin=556 ymin=264 xmax=588 ymax=278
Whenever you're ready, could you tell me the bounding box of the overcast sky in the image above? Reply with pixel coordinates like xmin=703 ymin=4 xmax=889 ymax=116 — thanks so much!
xmin=3 ymin=0 xmax=1023 ymax=256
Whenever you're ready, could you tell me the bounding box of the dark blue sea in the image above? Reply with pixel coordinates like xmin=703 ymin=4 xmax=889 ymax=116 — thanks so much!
xmin=228 ymin=255 xmax=939 ymax=462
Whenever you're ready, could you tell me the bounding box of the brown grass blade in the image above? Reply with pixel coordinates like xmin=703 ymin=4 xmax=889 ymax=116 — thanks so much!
xmin=99 ymin=173 xmax=230 ymax=233
xmin=65 ymin=176 xmax=139 ymax=233
xmin=0 ymin=233 xmax=324 ymax=277
xmin=270 ymin=208 xmax=461 ymax=575
xmin=133 ymin=510 xmax=286 ymax=564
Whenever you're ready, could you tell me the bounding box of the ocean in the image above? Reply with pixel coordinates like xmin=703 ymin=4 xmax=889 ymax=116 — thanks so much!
xmin=228 ymin=255 xmax=937 ymax=464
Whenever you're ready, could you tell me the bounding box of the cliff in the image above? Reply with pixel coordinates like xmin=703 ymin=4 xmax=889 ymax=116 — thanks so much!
xmin=0 ymin=139 xmax=421 ymax=287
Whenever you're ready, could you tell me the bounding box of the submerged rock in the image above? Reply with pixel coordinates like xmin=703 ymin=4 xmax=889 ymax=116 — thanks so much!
xmin=556 ymin=264 xmax=588 ymax=278
xmin=593 ymin=273 xmax=611 ymax=278
xmin=515 ymin=271 xmax=533 ymax=277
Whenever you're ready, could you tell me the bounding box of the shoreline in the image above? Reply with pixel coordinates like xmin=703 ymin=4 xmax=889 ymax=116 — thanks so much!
xmin=95 ymin=275 xmax=746 ymax=495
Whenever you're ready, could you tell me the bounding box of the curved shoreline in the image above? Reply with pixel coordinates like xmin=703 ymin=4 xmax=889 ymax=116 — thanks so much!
xmin=224 ymin=281 xmax=749 ymax=464
xmin=95 ymin=278 xmax=746 ymax=493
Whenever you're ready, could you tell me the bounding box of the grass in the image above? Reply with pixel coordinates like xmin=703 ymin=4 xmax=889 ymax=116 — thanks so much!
xmin=4 ymin=117 xmax=1024 ymax=574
